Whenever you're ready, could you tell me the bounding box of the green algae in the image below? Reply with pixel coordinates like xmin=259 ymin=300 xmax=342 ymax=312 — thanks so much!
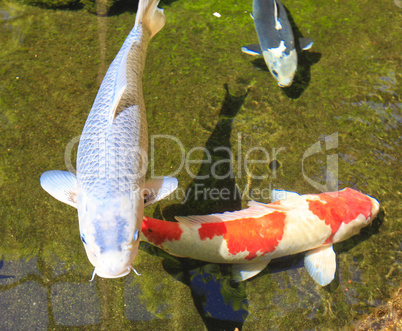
xmin=0 ymin=0 xmax=401 ymax=329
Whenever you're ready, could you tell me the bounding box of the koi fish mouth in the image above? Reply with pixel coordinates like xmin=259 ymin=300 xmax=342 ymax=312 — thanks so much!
xmin=278 ymin=81 xmax=293 ymax=88
xmin=367 ymin=196 xmax=380 ymax=221
xmin=94 ymin=268 xmax=131 ymax=279
xmin=90 ymin=266 xmax=141 ymax=280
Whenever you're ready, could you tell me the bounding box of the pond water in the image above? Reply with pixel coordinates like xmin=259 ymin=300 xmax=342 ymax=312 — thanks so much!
xmin=0 ymin=0 xmax=401 ymax=329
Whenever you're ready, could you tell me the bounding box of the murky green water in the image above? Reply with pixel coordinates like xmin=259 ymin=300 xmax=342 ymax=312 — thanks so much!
xmin=0 ymin=0 xmax=401 ymax=329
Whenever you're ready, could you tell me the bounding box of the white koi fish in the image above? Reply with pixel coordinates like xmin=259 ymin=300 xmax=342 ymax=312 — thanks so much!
xmin=242 ymin=0 xmax=313 ymax=87
xmin=40 ymin=0 xmax=175 ymax=279
xmin=142 ymin=188 xmax=380 ymax=285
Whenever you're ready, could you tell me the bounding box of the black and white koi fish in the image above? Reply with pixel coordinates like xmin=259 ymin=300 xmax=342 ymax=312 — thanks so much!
xmin=242 ymin=0 xmax=313 ymax=87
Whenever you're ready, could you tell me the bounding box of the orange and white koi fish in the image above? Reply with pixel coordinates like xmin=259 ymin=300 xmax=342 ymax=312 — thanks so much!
xmin=142 ymin=188 xmax=380 ymax=285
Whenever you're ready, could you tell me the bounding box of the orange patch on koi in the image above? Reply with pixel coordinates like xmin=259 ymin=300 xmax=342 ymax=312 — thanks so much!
xmin=142 ymin=217 xmax=182 ymax=246
xmin=308 ymin=188 xmax=373 ymax=236
xmin=198 ymin=211 xmax=286 ymax=260
xmin=198 ymin=222 xmax=226 ymax=240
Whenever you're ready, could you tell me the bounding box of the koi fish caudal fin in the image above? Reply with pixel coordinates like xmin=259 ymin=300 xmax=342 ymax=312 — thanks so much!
xmin=135 ymin=0 xmax=166 ymax=39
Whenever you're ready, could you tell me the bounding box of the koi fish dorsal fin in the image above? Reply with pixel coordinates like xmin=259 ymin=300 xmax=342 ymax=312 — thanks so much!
xmin=232 ymin=259 xmax=271 ymax=281
xmin=273 ymin=0 xmax=283 ymax=30
xmin=175 ymin=214 xmax=227 ymax=227
xmin=110 ymin=47 xmax=129 ymax=120
xmin=247 ymin=200 xmax=292 ymax=211
xmin=175 ymin=202 xmax=290 ymax=228
xmin=271 ymin=189 xmax=301 ymax=202
xmin=107 ymin=32 xmax=130 ymax=123
xmin=109 ymin=0 xmax=166 ymax=123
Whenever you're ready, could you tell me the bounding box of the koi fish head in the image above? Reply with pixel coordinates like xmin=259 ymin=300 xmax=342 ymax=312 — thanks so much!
xmin=307 ymin=188 xmax=380 ymax=244
xmin=77 ymin=192 xmax=143 ymax=278
xmin=262 ymin=41 xmax=297 ymax=87
xmin=366 ymin=195 xmax=381 ymax=223
xmin=332 ymin=191 xmax=380 ymax=243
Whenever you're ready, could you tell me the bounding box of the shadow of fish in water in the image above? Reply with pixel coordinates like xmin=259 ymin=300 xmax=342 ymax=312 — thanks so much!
xmin=155 ymin=249 xmax=249 ymax=330
xmin=0 ymin=260 xmax=15 ymax=280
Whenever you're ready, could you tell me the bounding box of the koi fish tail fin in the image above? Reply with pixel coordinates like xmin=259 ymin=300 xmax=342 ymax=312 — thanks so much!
xmin=135 ymin=0 xmax=166 ymax=39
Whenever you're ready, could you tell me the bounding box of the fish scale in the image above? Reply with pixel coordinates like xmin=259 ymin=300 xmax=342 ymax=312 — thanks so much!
xmin=77 ymin=26 xmax=150 ymax=196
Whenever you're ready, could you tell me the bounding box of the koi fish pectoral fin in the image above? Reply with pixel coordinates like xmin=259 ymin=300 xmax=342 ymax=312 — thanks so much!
xmin=241 ymin=44 xmax=262 ymax=56
xmin=40 ymin=172 xmax=177 ymax=209
xmin=232 ymin=259 xmax=271 ymax=281
xmin=299 ymin=37 xmax=314 ymax=51
xmin=40 ymin=170 xmax=78 ymax=208
xmin=304 ymin=245 xmax=336 ymax=286
xmin=143 ymin=176 xmax=178 ymax=207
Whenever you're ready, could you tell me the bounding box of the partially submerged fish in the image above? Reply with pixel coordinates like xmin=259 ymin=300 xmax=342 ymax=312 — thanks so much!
xmin=142 ymin=188 xmax=380 ymax=285
xmin=242 ymin=0 xmax=313 ymax=87
xmin=40 ymin=0 xmax=173 ymax=279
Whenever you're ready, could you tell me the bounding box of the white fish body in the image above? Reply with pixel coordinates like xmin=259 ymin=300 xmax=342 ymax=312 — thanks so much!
xmin=40 ymin=0 xmax=175 ymax=279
